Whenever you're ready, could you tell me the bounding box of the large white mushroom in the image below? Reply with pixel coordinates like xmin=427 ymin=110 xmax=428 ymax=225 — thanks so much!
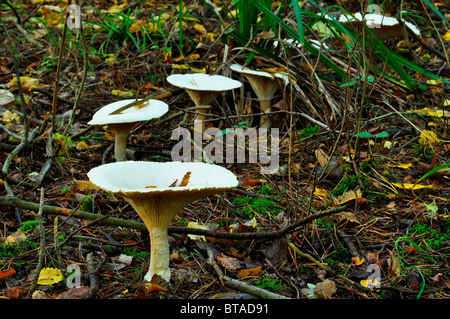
xmin=166 ymin=73 xmax=242 ymax=130
xmin=321 ymin=7 xmax=420 ymax=40
xmin=88 ymin=99 xmax=169 ymax=161
xmin=87 ymin=161 xmax=238 ymax=283
xmin=229 ymin=64 xmax=288 ymax=128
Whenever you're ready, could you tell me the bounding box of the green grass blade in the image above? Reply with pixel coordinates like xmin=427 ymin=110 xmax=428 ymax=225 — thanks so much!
xmin=291 ymin=0 xmax=304 ymax=44
xmin=425 ymin=0 xmax=450 ymax=27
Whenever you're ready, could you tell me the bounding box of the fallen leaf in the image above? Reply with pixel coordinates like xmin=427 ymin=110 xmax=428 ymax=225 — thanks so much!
xmin=5 ymin=229 xmax=27 ymax=244
xmin=216 ymin=253 xmax=242 ymax=272
xmin=111 ymin=89 xmax=134 ymax=97
xmin=336 ymin=189 xmax=364 ymax=205
xmin=187 ymin=222 xmax=209 ymax=241
xmin=335 ymin=211 xmax=361 ymax=225
xmin=145 ymin=282 xmax=168 ymax=293
xmin=75 ymin=180 xmax=99 ymax=191
xmin=351 ymin=256 xmax=365 ymax=266
xmin=360 ymin=278 xmax=381 ymax=289
xmin=241 ymin=177 xmax=264 ymax=186
xmin=391 ymin=183 xmax=434 ymax=190
xmin=38 ymin=268 xmax=64 ymax=285
xmin=57 ymin=286 xmax=91 ymax=299
xmin=419 ymin=130 xmax=440 ymax=146
xmin=409 ymin=107 xmax=450 ymax=118
xmin=237 ymin=266 xmax=262 ymax=278
xmin=193 ymin=23 xmax=207 ymax=35
xmin=0 ymin=268 xmax=16 ymax=279
xmin=314 ymin=279 xmax=336 ymax=299
xmin=76 ymin=141 xmax=101 ymax=150
xmin=31 ymin=290 xmax=52 ymax=299
xmin=388 ymin=163 xmax=413 ymax=169
xmin=6 ymin=76 xmax=40 ymax=92
xmin=178 ymin=172 xmax=191 ymax=187
xmin=3 ymin=286 xmax=20 ymax=299
xmin=0 ymin=90 xmax=14 ymax=105
xmin=313 ymin=187 xmax=328 ymax=197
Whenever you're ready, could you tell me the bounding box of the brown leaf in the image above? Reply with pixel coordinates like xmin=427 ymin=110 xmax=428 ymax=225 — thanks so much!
xmin=241 ymin=176 xmax=263 ymax=186
xmin=57 ymin=286 xmax=91 ymax=299
xmin=178 ymin=172 xmax=191 ymax=187
xmin=0 ymin=268 xmax=16 ymax=279
xmin=237 ymin=266 xmax=262 ymax=278
xmin=216 ymin=253 xmax=242 ymax=272
xmin=314 ymin=279 xmax=336 ymax=299
xmin=3 ymin=287 xmax=20 ymax=299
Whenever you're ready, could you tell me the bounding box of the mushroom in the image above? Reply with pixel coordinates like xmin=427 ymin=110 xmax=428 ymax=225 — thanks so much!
xmin=322 ymin=6 xmax=420 ymax=41
xmin=87 ymin=161 xmax=238 ymax=282
xmin=88 ymin=99 xmax=169 ymax=161
xmin=166 ymin=73 xmax=242 ymax=131
xmin=230 ymin=64 xmax=288 ymax=128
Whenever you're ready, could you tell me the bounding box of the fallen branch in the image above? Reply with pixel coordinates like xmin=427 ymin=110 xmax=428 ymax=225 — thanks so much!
xmin=0 ymin=196 xmax=346 ymax=240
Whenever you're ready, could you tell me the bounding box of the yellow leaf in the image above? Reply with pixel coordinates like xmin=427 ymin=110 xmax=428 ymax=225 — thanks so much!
xmin=1 ymin=110 xmax=21 ymax=123
xmin=443 ymin=31 xmax=450 ymax=42
xmin=193 ymin=23 xmax=207 ymax=35
xmin=38 ymin=268 xmax=64 ymax=285
xmin=360 ymin=278 xmax=381 ymax=289
xmin=419 ymin=130 xmax=440 ymax=146
xmin=336 ymin=189 xmax=364 ymax=205
xmin=206 ymin=32 xmax=215 ymax=42
xmin=313 ymin=187 xmax=328 ymax=197
xmin=76 ymin=141 xmax=101 ymax=150
xmin=391 ymin=183 xmax=434 ymax=190
xmin=6 ymin=76 xmax=40 ymax=91
xmin=409 ymin=107 xmax=449 ymax=118
xmin=187 ymin=222 xmax=209 ymax=241
xmin=111 ymin=89 xmax=134 ymax=97
xmin=388 ymin=163 xmax=412 ymax=169
xmin=105 ymin=57 xmax=116 ymax=64
xmin=5 ymin=229 xmax=27 ymax=244
xmin=351 ymin=256 xmax=365 ymax=266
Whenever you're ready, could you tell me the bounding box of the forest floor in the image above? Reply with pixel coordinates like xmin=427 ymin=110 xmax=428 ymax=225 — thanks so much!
xmin=0 ymin=0 xmax=449 ymax=301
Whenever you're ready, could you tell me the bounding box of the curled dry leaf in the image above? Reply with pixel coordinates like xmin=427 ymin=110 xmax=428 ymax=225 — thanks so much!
xmin=314 ymin=279 xmax=336 ymax=299
xmin=216 ymin=253 xmax=242 ymax=272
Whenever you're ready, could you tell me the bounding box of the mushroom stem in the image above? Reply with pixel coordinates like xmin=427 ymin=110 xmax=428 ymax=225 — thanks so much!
xmin=259 ymin=99 xmax=272 ymax=128
xmin=109 ymin=123 xmax=135 ymax=161
xmin=114 ymin=132 xmax=129 ymax=162
xmin=145 ymin=225 xmax=171 ymax=282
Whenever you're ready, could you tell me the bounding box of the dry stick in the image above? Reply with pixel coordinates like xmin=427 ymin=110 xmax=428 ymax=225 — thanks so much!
xmin=26 ymin=188 xmax=46 ymax=299
xmin=0 ymin=7 xmax=29 ymax=139
xmin=205 ymin=244 xmax=291 ymax=299
xmin=0 ymin=196 xmax=347 ymax=240
xmin=64 ymin=9 xmax=88 ymax=136
xmin=51 ymin=5 xmax=70 ymax=131
xmin=1 ymin=128 xmax=39 ymax=224
xmin=84 ymin=252 xmax=104 ymax=299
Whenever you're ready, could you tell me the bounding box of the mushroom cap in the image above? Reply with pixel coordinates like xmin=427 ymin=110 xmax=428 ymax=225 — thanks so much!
xmin=87 ymin=161 xmax=238 ymax=198
xmin=167 ymin=73 xmax=242 ymax=92
xmin=88 ymin=99 xmax=169 ymax=126
xmin=329 ymin=12 xmax=420 ymax=37
xmin=229 ymin=64 xmax=288 ymax=101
